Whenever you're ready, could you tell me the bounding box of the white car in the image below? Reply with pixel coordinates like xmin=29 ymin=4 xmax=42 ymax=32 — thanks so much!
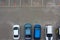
xmin=13 ymin=25 xmax=20 ymax=40
xmin=45 ymin=25 xmax=53 ymax=40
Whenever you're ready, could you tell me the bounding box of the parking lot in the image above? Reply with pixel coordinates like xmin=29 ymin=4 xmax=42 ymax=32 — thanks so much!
xmin=0 ymin=0 xmax=60 ymax=40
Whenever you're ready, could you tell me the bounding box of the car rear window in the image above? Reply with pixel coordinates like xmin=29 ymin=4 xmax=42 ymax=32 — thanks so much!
xmin=47 ymin=34 xmax=52 ymax=37
xmin=14 ymin=35 xmax=18 ymax=37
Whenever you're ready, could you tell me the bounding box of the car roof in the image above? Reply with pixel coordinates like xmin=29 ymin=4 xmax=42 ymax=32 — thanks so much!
xmin=14 ymin=30 xmax=18 ymax=35
xmin=25 ymin=29 xmax=31 ymax=35
xmin=46 ymin=25 xmax=53 ymax=34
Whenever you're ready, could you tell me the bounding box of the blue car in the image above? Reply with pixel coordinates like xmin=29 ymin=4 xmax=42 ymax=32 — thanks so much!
xmin=24 ymin=23 xmax=32 ymax=40
xmin=34 ymin=24 xmax=41 ymax=40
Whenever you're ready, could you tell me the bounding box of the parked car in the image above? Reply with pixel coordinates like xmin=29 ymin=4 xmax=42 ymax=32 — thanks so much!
xmin=24 ymin=23 xmax=32 ymax=40
xmin=13 ymin=25 xmax=20 ymax=40
xmin=55 ymin=27 xmax=60 ymax=39
xmin=45 ymin=25 xmax=53 ymax=40
xmin=34 ymin=24 xmax=41 ymax=40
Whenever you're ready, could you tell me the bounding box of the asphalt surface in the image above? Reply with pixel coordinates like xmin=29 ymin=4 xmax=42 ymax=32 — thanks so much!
xmin=0 ymin=0 xmax=60 ymax=40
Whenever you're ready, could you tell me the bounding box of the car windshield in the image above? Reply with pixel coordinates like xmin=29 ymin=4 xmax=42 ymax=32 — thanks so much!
xmin=14 ymin=27 xmax=18 ymax=30
xmin=47 ymin=34 xmax=52 ymax=37
xmin=14 ymin=35 xmax=18 ymax=37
